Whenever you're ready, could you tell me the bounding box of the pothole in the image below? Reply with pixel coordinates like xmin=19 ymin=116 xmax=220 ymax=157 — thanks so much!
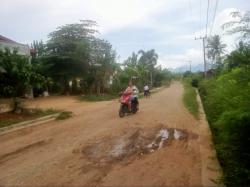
xmin=76 ymin=126 xmax=197 ymax=165
xmin=72 ymin=126 xmax=198 ymax=184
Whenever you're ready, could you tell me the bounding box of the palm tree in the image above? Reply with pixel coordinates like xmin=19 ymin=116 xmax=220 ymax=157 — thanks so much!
xmin=207 ymin=35 xmax=227 ymax=68
xmin=222 ymin=11 xmax=250 ymax=42
xmin=138 ymin=49 xmax=158 ymax=86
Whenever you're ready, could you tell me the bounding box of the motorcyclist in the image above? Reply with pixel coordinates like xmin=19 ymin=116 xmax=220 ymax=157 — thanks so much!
xmin=124 ymin=80 xmax=133 ymax=95
xmin=124 ymin=80 xmax=139 ymax=111
xmin=144 ymin=84 xmax=150 ymax=97
xmin=132 ymin=84 xmax=139 ymax=102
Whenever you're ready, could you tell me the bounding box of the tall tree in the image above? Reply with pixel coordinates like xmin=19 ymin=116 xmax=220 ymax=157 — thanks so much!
xmin=222 ymin=11 xmax=250 ymax=42
xmin=43 ymin=20 xmax=97 ymax=94
xmin=207 ymin=35 xmax=227 ymax=68
xmin=224 ymin=41 xmax=250 ymax=70
xmin=88 ymin=39 xmax=117 ymax=95
xmin=124 ymin=52 xmax=138 ymax=68
xmin=31 ymin=40 xmax=46 ymax=59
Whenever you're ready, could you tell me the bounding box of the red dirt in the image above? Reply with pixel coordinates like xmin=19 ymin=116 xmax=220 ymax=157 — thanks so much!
xmin=0 ymin=82 xmax=222 ymax=186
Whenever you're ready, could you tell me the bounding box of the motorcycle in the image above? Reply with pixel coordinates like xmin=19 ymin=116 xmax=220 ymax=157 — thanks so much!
xmin=144 ymin=90 xmax=150 ymax=98
xmin=119 ymin=92 xmax=139 ymax=118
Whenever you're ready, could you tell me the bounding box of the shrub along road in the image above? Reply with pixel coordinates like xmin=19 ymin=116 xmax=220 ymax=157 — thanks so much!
xmin=0 ymin=82 xmax=221 ymax=186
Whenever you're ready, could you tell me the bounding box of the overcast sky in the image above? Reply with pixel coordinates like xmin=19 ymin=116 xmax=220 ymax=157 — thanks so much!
xmin=1 ymin=0 xmax=249 ymax=69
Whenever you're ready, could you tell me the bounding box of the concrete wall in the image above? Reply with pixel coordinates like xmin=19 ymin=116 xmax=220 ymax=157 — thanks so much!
xmin=0 ymin=99 xmax=12 ymax=113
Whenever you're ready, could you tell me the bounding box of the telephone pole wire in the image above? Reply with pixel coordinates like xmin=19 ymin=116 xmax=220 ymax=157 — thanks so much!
xmin=187 ymin=60 xmax=192 ymax=72
xmin=205 ymin=0 xmax=210 ymax=37
xmin=195 ymin=36 xmax=207 ymax=78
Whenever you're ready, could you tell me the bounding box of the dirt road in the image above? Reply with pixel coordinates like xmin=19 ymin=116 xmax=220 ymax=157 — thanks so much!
xmin=0 ymin=82 xmax=221 ymax=186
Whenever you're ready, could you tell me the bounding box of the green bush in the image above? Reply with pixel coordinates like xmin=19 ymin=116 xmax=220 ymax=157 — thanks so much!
xmin=215 ymin=110 xmax=250 ymax=186
xmin=191 ymin=78 xmax=199 ymax=87
xmin=56 ymin=111 xmax=72 ymax=120
xmin=191 ymin=73 xmax=203 ymax=88
xmin=0 ymin=48 xmax=46 ymax=97
xmin=199 ymin=67 xmax=250 ymax=185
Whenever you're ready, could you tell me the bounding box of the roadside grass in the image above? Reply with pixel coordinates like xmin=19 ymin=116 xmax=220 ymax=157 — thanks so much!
xmin=0 ymin=108 xmax=58 ymax=128
xmin=56 ymin=111 xmax=73 ymax=120
xmin=34 ymin=108 xmax=58 ymax=116
xmin=182 ymin=81 xmax=199 ymax=119
xmin=78 ymin=94 xmax=118 ymax=102
xmin=0 ymin=119 xmax=21 ymax=128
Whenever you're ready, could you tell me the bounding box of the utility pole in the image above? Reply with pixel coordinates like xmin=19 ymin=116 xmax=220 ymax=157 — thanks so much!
xmin=195 ymin=36 xmax=207 ymax=78
xmin=187 ymin=60 xmax=192 ymax=72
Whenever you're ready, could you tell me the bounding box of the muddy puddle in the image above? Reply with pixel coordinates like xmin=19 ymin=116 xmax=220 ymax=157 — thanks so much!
xmin=74 ymin=126 xmax=198 ymax=165
xmin=71 ymin=126 xmax=198 ymax=184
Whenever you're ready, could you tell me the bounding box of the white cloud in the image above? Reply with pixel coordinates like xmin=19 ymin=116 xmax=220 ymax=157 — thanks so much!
xmin=173 ymin=7 xmax=243 ymax=61
xmin=1 ymin=0 xmax=247 ymax=65
xmin=1 ymin=0 xmax=168 ymax=37
xmin=159 ymin=7 xmax=243 ymax=70
xmin=86 ymin=0 xmax=166 ymax=33
xmin=158 ymin=48 xmax=203 ymax=69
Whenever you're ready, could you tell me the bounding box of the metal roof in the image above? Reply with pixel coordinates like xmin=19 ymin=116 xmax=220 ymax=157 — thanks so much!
xmin=0 ymin=35 xmax=18 ymax=44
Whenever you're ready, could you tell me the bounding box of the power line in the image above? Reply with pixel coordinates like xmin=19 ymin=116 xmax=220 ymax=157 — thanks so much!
xmin=195 ymin=0 xmax=214 ymax=77
xmin=199 ymin=0 xmax=202 ymax=31
xmin=205 ymin=0 xmax=210 ymax=37
xmin=195 ymin=36 xmax=207 ymax=78
xmin=209 ymin=0 xmax=220 ymax=36
xmin=188 ymin=0 xmax=195 ymax=31
xmin=188 ymin=0 xmax=192 ymax=21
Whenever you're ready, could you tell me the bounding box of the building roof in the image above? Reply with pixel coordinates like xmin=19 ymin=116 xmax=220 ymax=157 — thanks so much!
xmin=0 ymin=35 xmax=18 ymax=44
xmin=0 ymin=35 xmax=30 ymax=56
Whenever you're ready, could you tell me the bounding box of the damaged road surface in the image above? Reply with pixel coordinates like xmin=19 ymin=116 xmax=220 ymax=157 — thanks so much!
xmin=71 ymin=126 xmax=199 ymax=186
xmin=73 ymin=125 xmax=198 ymax=185
xmin=80 ymin=127 xmax=192 ymax=163
xmin=0 ymin=83 xmax=221 ymax=186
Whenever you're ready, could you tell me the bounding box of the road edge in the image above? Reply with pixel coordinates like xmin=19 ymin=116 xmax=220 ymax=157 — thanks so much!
xmin=196 ymin=89 xmax=224 ymax=187
xmin=0 ymin=113 xmax=60 ymax=136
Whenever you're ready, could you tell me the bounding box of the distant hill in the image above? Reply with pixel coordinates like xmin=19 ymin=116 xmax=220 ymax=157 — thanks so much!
xmin=171 ymin=63 xmax=212 ymax=73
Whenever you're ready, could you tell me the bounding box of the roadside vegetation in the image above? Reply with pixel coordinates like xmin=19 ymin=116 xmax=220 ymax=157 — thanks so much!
xmin=56 ymin=111 xmax=73 ymax=120
xmin=199 ymin=65 xmax=250 ymax=186
xmin=0 ymin=108 xmax=57 ymax=128
xmin=184 ymin=11 xmax=250 ymax=186
xmin=182 ymin=77 xmax=199 ymax=119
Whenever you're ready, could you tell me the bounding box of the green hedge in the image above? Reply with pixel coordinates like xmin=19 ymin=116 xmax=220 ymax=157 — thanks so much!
xmin=199 ymin=68 xmax=250 ymax=186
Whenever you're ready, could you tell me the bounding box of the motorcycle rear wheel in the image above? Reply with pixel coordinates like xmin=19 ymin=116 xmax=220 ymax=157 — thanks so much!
xmin=119 ymin=105 xmax=126 ymax=118
xmin=131 ymin=102 xmax=138 ymax=114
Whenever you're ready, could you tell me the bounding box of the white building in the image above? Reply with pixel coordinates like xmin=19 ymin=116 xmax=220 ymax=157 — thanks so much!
xmin=0 ymin=35 xmax=30 ymax=56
